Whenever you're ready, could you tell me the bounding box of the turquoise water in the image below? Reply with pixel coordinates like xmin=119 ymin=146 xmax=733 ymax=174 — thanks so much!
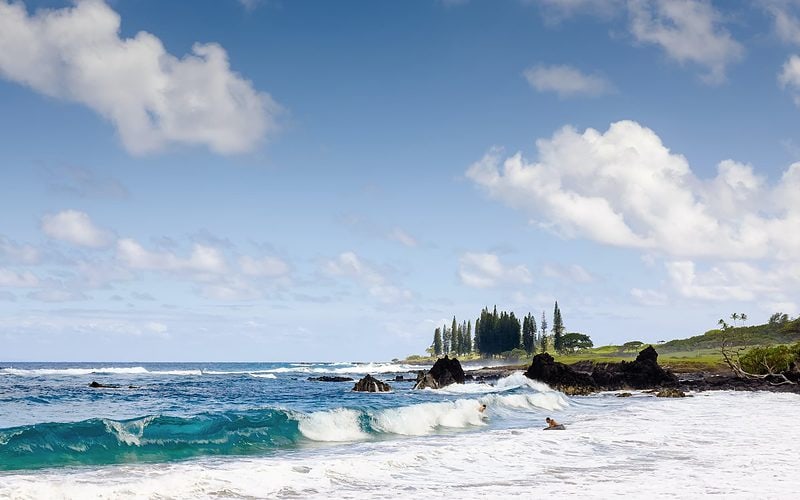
xmin=0 ymin=361 xmax=566 ymax=471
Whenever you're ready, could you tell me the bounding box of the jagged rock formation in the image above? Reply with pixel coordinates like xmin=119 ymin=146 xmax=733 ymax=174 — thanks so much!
xmin=525 ymin=346 xmax=677 ymax=394
xmin=352 ymin=374 xmax=391 ymax=392
xmin=413 ymin=356 xmax=465 ymax=389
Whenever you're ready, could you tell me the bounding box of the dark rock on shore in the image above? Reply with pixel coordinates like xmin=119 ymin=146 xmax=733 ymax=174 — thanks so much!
xmin=617 ymin=392 xmax=633 ymax=397
xmin=656 ymin=388 xmax=686 ymax=398
xmin=353 ymin=374 xmax=391 ymax=392
xmin=525 ymin=353 xmax=597 ymax=392
xmin=679 ymin=374 xmax=800 ymax=393
xmin=525 ymin=347 xmax=678 ymax=394
xmin=413 ymin=356 xmax=465 ymax=389
xmin=308 ymin=376 xmax=354 ymax=382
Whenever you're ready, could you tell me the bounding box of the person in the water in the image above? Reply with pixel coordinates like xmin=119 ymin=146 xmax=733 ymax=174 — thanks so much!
xmin=545 ymin=417 xmax=560 ymax=428
xmin=478 ymin=404 xmax=487 ymax=413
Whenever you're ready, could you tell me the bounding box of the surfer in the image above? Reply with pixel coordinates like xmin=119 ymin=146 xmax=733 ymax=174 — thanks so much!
xmin=545 ymin=417 xmax=562 ymax=429
xmin=478 ymin=404 xmax=487 ymax=413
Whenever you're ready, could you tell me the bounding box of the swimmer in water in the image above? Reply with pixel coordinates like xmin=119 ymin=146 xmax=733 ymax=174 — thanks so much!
xmin=545 ymin=417 xmax=560 ymax=428
xmin=478 ymin=404 xmax=487 ymax=413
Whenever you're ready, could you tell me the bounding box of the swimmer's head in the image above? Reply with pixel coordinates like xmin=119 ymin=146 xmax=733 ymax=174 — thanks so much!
xmin=545 ymin=417 xmax=551 ymax=422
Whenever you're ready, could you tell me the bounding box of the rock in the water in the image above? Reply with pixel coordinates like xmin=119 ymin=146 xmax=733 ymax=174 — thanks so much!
xmin=524 ymin=353 xmax=596 ymax=393
xmin=617 ymin=392 xmax=633 ymax=397
xmin=88 ymin=381 xmax=119 ymax=388
xmin=352 ymin=374 xmax=391 ymax=392
xmin=413 ymin=356 xmax=465 ymax=389
xmin=656 ymin=388 xmax=686 ymax=398
xmin=308 ymin=376 xmax=354 ymax=382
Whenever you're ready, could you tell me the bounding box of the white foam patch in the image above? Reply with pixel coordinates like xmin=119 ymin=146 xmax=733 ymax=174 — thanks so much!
xmin=249 ymin=373 xmax=277 ymax=379
xmin=371 ymin=399 xmax=486 ymax=436
xmin=3 ymin=393 xmax=800 ymax=498
xmin=297 ymin=409 xmax=369 ymax=442
xmin=263 ymin=362 xmax=426 ymax=375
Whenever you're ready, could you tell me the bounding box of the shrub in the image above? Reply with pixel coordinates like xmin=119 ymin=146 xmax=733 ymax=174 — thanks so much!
xmin=739 ymin=342 xmax=800 ymax=374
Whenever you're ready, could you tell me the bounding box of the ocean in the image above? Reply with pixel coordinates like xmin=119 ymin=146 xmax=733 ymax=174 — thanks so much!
xmin=0 ymin=362 xmax=798 ymax=499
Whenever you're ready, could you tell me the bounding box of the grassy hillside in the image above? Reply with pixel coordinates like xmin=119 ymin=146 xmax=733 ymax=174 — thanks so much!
xmin=659 ymin=318 xmax=800 ymax=352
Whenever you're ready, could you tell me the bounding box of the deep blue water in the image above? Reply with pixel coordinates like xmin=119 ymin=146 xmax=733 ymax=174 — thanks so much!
xmin=0 ymin=361 xmax=573 ymax=471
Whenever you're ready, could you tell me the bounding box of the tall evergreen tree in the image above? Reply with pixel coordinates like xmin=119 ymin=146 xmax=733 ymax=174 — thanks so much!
xmin=452 ymin=316 xmax=460 ymax=356
xmin=443 ymin=323 xmax=450 ymax=355
xmin=433 ymin=328 xmax=443 ymax=356
xmin=540 ymin=311 xmax=548 ymax=353
xmin=552 ymin=301 xmax=565 ymax=353
xmin=465 ymin=320 xmax=472 ymax=354
xmin=474 ymin=317 xmax=481 ymax=354
xmin=522 ymin=312 xmax=536 ymax=355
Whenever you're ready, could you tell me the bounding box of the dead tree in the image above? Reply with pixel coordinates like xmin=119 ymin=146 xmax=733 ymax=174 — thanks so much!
xmin=718 ymin=324 xmax=795 ymax=386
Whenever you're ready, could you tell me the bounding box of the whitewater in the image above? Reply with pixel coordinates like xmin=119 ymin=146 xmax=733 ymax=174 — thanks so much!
xmin=1 ymin=362 xmax=798 ymax=498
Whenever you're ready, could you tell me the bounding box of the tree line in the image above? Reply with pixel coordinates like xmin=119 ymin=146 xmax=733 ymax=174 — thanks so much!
xmin=428 ymin=301 xmax=592 ymax=358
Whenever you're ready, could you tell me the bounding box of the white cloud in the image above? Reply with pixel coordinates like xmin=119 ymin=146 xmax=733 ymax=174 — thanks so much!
xmin=41 ymin=210 xmax=113 ymax=248
xmin=779 ymin=55 xmax=800 ymax=105
xmin=0 ymin=236 xmax=40 ymax=264
xmin=767 ymin=1 xmax=800 ymax=46
xmin=524 ymin=64 xmax=614 ymax=97
xmin=467 ymin=120 xmax=800 ymax=261
xmin=388 ymin=228 xmax=418 ymax=247
xmin=0 ymin=268 xmax=40 ymax=287
xmin=627 ymin=0 xmax=744 ymax=84
xmin=239 ymin=255 xmax=290 ymax=278
xmin=665 ymin=260 xmax=800 ymax=303
xmin=631 ymin=287 xmax=668 ymax=306
xmin=117 ymin=238 xmax=227 ymax=275
xmin=458 ymin=252 xmax=532 ymax=288
xmin=542 ymin=263 xmax=594 ymax=283
xmin=0 ymin=0 xmax=278 ymax=155
xmin=323 ymin=252 xmax=412 ymax=303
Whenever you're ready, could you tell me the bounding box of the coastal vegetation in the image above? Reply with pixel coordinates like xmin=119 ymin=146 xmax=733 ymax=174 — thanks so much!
xmin=412 ymin=308 xmax=800 ymax=374
xmin=425 ymin=301 xmax=590 ymax=360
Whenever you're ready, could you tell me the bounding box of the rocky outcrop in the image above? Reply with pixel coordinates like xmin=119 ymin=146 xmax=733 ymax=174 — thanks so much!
xmin=525 ymin=347 xmax=678 ymax=394
xmin=352 ymin=374 xmax=391 ymax=392
xmin=413 ymin=356 xmax=465 ymax=389
xmin=656 ymin=388 xmax=686 ymax=398
xmin=525 ymin=353 xmax=596 ymax=392
xmin=308 ymin=376 xmax=353 ymax=382
xmin=89 ymin=381 xmax=119 ymax=388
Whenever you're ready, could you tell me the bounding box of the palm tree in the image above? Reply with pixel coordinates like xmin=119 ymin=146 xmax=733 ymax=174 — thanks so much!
xmin=740 ymin=313 xmax=748 ymax=324
xmin=730 ymin=313 xmax=740 ymax=328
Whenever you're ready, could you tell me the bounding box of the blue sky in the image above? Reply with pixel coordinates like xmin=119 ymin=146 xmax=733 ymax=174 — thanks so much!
xmin=1 ymin=0 xmax=800 ymax=361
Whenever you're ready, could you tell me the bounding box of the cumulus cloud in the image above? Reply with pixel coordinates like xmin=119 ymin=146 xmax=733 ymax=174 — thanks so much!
xmin=41 ymin=210 xmax=113 ymax=248
xmin=0 ymin=268 xmax=40 ymax=287
xmin=524 ymin=64 xmax=614 ymax=97
xmin=779 ymin=55 xmax=800 ymax=105
xmin=458 ymin=252 xmax=532 ymax=288
xmin=665 ymin=260 xmax=800 ymax=303
xmin=323 ymin=252 xmax=412 ymax=303
xmin=0 ymin=0 xmax=278 ymax=155
xmin=766 ymin=1 xmax=800 ymax=46
xmin=0 ymin=236 xmax=40 ymax=264
xmin=627 ymin=0 xmax=744 ymax=84
xmin=239 ymin=255 xmax=291 ymax=278
xmin=117 ymin=238 xmax=228 ymax=275
xmin=467 ymin=120 xmax=800 ymax=261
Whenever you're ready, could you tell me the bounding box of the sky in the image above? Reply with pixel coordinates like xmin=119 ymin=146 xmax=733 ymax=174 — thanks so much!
xmin=1 ymin=0 xmax=800 ymax=361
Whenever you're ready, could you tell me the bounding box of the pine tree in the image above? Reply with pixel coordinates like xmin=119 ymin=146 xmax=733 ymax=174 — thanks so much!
xmin=452 ymin=316 xmax=459 ymax=356
xmin=522 ymin=313 xmax=534 ymax=355
xmin=540 ymin=311 xmax=548 ymax=353
xmin=530 ymin=314 xmax=537 ymax=354
xmin=465 ymin=320 xmax=472 ymax=354
xmin=553 ymin=301 xmax=564 ymax=353
xmin=474 ymin=317 xmax=481 ymax=354
xmin=433 ymin=328 xmax=443 ymax=356
xmin=443 ymin=323 xmax=450 ymax=355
